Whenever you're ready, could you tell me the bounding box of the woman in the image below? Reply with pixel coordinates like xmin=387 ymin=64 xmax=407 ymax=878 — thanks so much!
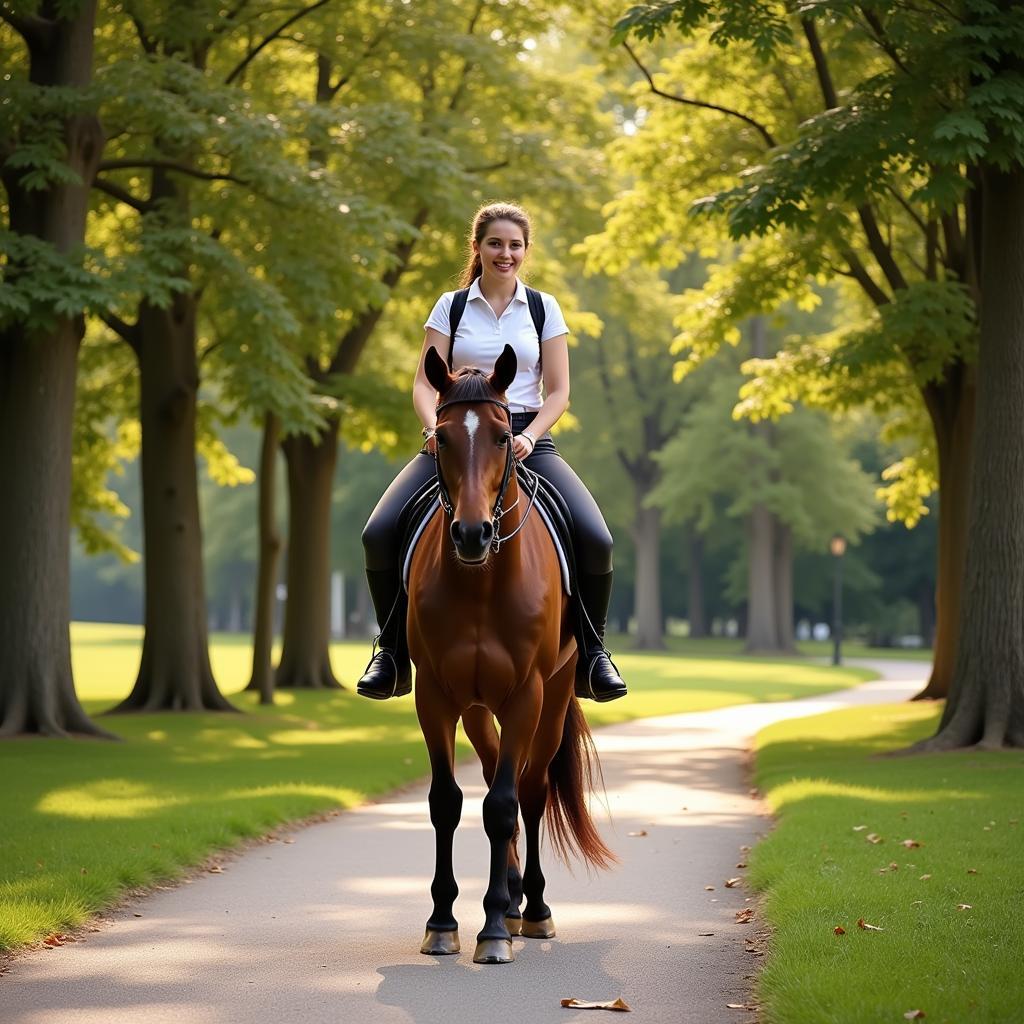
xmin=357 ymin=201 xmax=626 ymax=703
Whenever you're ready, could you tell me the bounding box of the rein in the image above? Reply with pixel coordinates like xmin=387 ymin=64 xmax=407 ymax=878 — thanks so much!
xmin=432 ymin=395 xmax=539 ymax=554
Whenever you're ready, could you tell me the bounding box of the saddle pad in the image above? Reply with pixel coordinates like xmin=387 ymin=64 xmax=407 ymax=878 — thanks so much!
xmin=401 ymin=467 xmax=573 ymax=596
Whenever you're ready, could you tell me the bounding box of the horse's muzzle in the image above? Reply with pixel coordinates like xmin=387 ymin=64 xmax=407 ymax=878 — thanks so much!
xmin=450 ymin=518 xmax=494 ymax=563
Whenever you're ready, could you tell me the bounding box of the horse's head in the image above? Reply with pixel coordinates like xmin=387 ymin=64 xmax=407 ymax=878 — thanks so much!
xmin=425 ymin=344 xmax=518 ymax=564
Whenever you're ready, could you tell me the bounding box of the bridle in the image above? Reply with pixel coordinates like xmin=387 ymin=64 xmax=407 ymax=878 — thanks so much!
xmin=432 ymin=395 xmax=540 ymax=554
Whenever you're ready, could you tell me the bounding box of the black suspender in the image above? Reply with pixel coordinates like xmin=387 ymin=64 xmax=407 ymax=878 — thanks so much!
xmin=446 ymin=284 xmax=548 ymax=372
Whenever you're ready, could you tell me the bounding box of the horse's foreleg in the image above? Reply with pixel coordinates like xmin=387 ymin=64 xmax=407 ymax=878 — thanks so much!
xmin=474 ymin=685 xmax=542 ymax=965
xmin=463 ymin=705 xmax=524 ymax=934
xmin=416 ymin=682 xmax=463 ymax=956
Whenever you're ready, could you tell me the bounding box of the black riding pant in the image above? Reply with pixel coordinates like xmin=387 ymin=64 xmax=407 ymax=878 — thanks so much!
xmin=361 ymin=413 xmax=613 ymax=576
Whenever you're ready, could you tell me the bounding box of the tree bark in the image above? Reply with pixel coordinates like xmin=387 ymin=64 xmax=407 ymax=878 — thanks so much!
xmin=914 ymin=372 xmax=974 ymax=699
xmin=912 ymin=164 xmax=1024 ymax=750
xmin=745 ymin=502 xmax=780 ymax=652
xmin=632 ymin=501 xmax=664 ymax=649
xmin=687 ymin=527 xmax=707 ymax=638
xmin=247 ymin=412 xmax=282 ymax=704
xmin=110 ymin=290 xmax=234 ymax=712
xmin=0 ymin=1 xmax=113 ymax=738
xmin=773 ymin=520 xmax=796 ymax=652
xmin=275 ymin=424 xmax=342 ymax=688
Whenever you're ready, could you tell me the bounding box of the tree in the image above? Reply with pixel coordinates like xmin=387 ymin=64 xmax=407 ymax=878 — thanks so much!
xmin=89 ymin=1 xmax=355 ymax=710
xmin=614 ymin=0 xmax=1024 ymax=747
xmin=558 ymin=265 xmax=696 ymax=648
xmin=649 ymin=342 xmax=877 ymax=652
xmin=0 ymin=0 xmax=113 ymax=737
xmin=603 ymin=1 xmax=978 ymax=698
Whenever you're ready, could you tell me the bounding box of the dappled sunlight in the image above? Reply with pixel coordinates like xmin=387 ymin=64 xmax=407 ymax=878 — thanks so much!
xmin=767 ymin=777 xmax=977 ymax=811
xmin=222 ymin=783 xmax=364 ymax=806
xmin=266 ymin=726 xmax=420 ymax=746
xmin=38 ymin=780 xmax=185 ymax=819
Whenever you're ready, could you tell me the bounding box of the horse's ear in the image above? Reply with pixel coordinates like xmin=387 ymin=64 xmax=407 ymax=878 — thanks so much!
xmin=424 ymin=346 xmax=452 ymax=396
xmin=489 ymin=344 xmax=517 ymax=396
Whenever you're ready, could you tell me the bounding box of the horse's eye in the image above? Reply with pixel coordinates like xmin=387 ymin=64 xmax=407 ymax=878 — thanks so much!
xmin=435 ymin=433 xmax=447 ymax=448
xmin=497 ymin=435 xmax=509 ymax=447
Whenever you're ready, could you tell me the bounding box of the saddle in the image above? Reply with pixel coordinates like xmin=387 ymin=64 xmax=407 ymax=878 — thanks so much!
xmin=401 ymin=465 xmax=576 ymax=596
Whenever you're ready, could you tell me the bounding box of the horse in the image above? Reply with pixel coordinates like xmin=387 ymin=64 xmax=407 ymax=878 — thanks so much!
xmin=406 ymin=343 xmax=615 ymax=966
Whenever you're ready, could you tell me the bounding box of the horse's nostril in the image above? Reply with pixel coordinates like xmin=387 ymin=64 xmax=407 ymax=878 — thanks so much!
xmin=450 ymin=520 xmax=462 ymax=545
xmin=480 ymin=521 xmax=494 ymax=544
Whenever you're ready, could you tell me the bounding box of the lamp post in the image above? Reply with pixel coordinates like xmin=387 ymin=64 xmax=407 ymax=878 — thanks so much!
xmin=830 ymin=535 xmax=847 ymax=666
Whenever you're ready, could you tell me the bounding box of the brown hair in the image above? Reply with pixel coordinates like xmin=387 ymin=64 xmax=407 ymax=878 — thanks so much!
xmin=457 ymin=201 xmax=532 ymax=287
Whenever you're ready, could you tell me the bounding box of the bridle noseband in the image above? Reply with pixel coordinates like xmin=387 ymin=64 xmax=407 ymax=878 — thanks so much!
xmin=432 ymin=395 xmax=539 ymax=554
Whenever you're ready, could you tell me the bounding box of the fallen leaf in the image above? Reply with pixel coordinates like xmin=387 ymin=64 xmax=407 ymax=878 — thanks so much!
xmin=852 ymin=825 xmax=868 ymax=832
xmin=735 ymin=909 xmax=755 ymax=924
xmin=42 ymin=934 xmax=66 ymax=947
xmin=208 ymin=865 xmax=224 ymax=874
xmin=628 ymin=830 xmax=648 ymax=837
xmin=956 ymin=904 xmax=972 ymax=911
xmin=725 ymin=878 xmax=742 ymax=888
xmin=736 ymin=862 xmax=748 ymax=869
xmin=857 ymin=918 xmax=883 ymax=931
xmin=698 ymin=931 xmax=715 ymax=937
xmin=866 ymin=833 xmax=884 ymax=844
xmin=705 ymin=885 xmax=716 ymax=891
xmin=560 ymin=997 xmax=631 ymax=1012
xmin=739 ymin=845 xmax=751 ymax=852
xmin=726 ymin=1004 xmax=752 ymax=1010
xmin=911 ymin=901 xmax=923 ymax=906
xmin=833 ymin=926 xmax=846 ymax=935
xmin=904 ymin=1011 xmax=926 ymax=1020
xmin=919 ymin=874 xmax=932 ymax=881
xmin=889 ymin=862 xmax=900 ymax=871
xmin=967 ymin=868 xmax=978 ymax=875
xmin=283 ymin=838 xmax=296 ymax=844
xmin=901 ymin=839 xmax=922 ymax=849
xmin=133 ymin=913 xmax=143 ymax=918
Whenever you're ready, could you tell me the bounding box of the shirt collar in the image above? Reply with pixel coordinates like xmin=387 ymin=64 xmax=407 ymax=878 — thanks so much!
xmin=468 ymin=277 xmax=528 ymax=303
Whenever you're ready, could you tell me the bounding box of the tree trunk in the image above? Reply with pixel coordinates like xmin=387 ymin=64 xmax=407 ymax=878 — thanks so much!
xmin=247 ymin=412 xmax=281 ymax=704
xmin=276 ymin=425 xmax=342 ymax=689
xmin=914 ymin=372 xmax=974 ymax=699
xmin=687 ymin=527 xmax=707 ymax=638
xmin=0 ymin=2 xmax=112 ymax=738
xmin=110 ymin=293 xmax=233 ymax=712
xmin=773 ymin=520 xmax=796 ymax=652
xmin=745 ymin=503 xmax=780 ymax=652
xmin=632 ymin=500 xmax=664 ymax=649
xmin=913 ymin=164 xmax=1024 ymax=750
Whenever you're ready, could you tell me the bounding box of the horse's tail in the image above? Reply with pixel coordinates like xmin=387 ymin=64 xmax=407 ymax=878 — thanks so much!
xmin=545 ymin=697 xmax=618 ymax=871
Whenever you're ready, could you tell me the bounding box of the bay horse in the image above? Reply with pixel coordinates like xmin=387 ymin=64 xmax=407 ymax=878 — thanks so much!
xmin=407 ymin=343 xmax=615 ymax=965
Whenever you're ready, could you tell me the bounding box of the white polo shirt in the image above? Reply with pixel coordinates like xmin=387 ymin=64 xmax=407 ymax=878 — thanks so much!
xmin=424 ymin=277 xmax=569 ymax=411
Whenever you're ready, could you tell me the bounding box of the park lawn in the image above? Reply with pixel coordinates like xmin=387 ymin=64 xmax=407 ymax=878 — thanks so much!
xmin=0 ymin=623 xmax=873 ymax=953
xmin=749 ymin=704 xmax=1024 ymax=1024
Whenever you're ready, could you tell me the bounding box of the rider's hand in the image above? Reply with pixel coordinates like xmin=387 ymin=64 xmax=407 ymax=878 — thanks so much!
xmin=512 ymin=432 xmax=535 ymax=461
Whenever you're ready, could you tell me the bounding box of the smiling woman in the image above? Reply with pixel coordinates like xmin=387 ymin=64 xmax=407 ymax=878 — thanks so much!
xmin=356 ymin=201 xmax=627 ymax=706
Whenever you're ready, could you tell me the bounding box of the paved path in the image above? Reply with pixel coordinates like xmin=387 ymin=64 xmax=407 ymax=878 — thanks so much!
xmin=1 ymin=660 xmax=926 ymax=1024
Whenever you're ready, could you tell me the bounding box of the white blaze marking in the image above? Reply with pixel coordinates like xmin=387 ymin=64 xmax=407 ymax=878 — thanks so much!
xmin=464 ymin=409 xmax=480 ymax=460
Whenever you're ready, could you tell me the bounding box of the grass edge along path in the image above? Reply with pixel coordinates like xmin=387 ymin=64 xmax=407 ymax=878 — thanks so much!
xmin=0 ymin=624 xmax=873 ymax=955
xmin=748 ymin=703 xmax=1024 ymax=1024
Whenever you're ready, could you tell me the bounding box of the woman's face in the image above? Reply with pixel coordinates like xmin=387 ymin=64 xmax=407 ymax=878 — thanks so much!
xmin=474 ymin=219 xmax=527 ymax=283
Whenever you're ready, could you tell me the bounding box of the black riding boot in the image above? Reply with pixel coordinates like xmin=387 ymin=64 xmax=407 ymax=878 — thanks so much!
xmin=574 ymin=570 xmax=627 ymax=702
xmin=356 ymin=568 xmax=412 ymax=700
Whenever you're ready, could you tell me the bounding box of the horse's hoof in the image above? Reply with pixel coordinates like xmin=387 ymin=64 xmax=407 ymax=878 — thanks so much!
xmin=521 ymin=916 xmax=556 ymax=939
xmin=473 ymin=938 xmax=514 ymax=964
xmin=505 ymin=915 xmax=523 ymax=936
xmin=421 ymin=928 xmax=460 ymax=955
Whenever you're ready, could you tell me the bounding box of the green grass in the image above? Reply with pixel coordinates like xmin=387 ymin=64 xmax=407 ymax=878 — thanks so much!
xmin=0 ymin=622 xmax=873 ymax=953
xmin=750 ymin=704 xmax=1024 ymax=1023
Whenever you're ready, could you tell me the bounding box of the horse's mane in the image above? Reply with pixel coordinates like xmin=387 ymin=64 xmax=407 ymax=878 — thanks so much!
xmin=438 ymin=367 xmax=504 ymax=408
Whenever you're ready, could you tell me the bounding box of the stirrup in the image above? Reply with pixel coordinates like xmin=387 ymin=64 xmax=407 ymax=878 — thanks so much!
xmin=575 ymin=649 xmax=627 ymax=703
xmin=357 ymin=648 xmax=411 ymax=700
